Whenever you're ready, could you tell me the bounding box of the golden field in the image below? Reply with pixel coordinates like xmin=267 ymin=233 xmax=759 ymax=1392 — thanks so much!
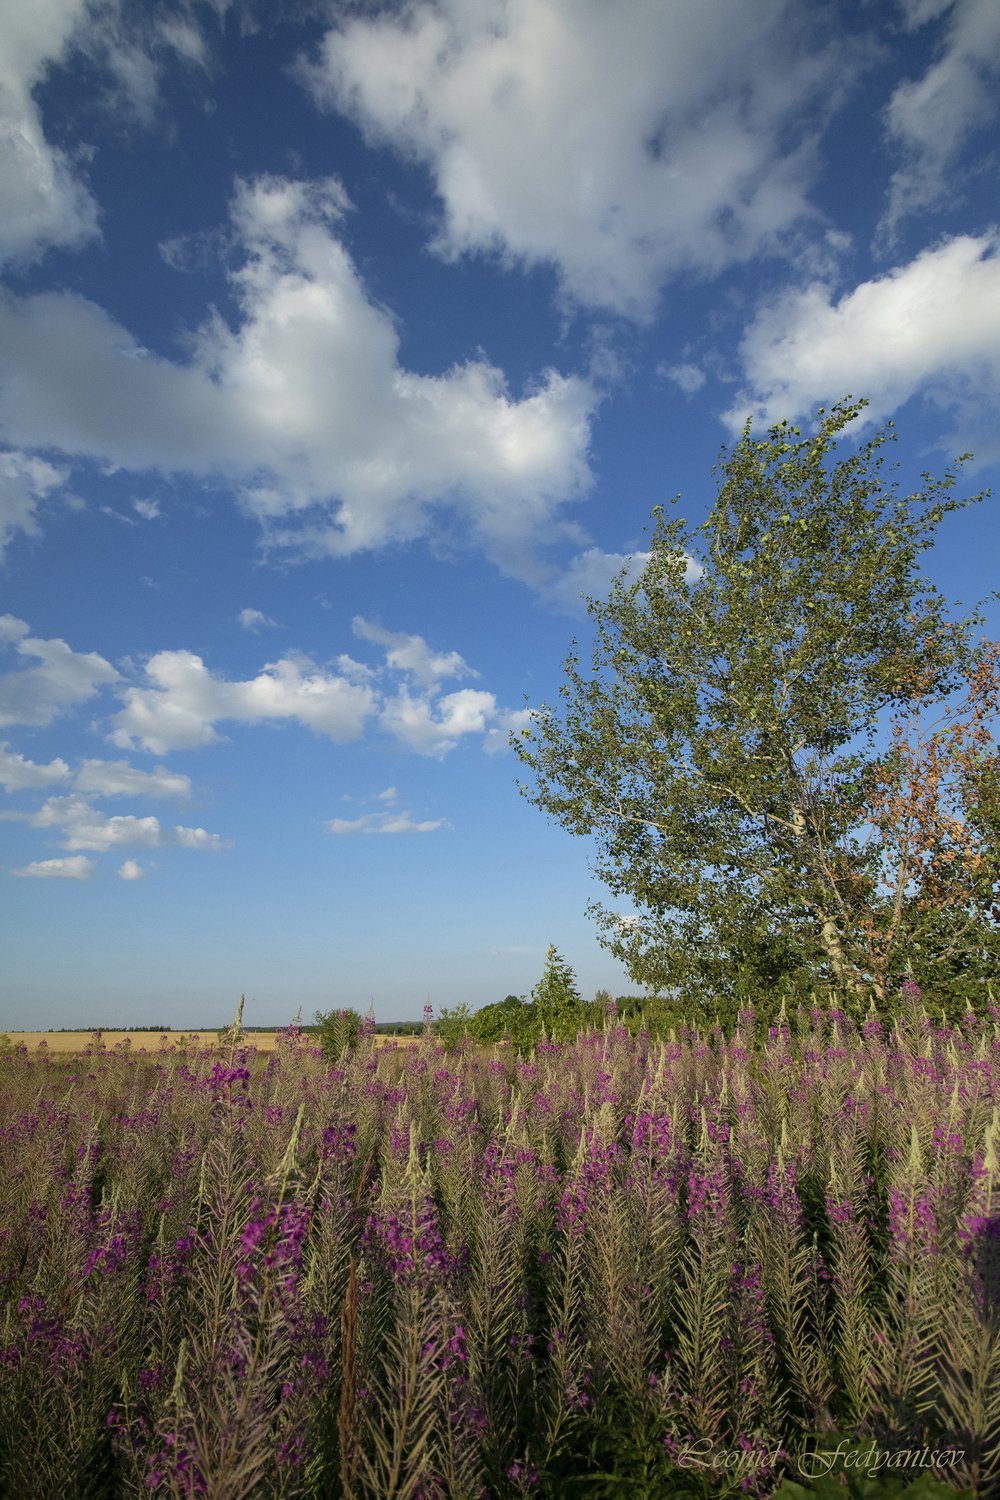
xmin=5 ymin=1030 xmax=281 ymax=1053
xmin=3 ymin=1030 xmax=419 ymax=1054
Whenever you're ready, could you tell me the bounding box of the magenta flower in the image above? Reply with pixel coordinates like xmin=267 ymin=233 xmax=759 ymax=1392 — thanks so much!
xmin=764 ymin=1159 xmax=804 ymax=1229
xmin=362 ymin=1196 xmax=467 ymax=1284
xmin=888 ymin=1187 xmax=938 ymax=1255
xmin=686 ymin=1163 xmax=728 ymax=1230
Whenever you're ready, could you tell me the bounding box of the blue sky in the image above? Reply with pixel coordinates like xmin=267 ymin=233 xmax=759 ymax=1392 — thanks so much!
xmin=1 ymin=0 xmax=999 ymax=1028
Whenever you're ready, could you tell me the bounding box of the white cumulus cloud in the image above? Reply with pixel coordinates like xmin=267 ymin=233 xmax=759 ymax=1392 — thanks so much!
xmin=117 ymin=858 xmax=145 ymax=879
xmin=74 ymin=758 xmax=191 ymax=799
xmin=0 ymin=0 xmax=226 ymax=269
xmin=660 ymin=363 xmax=707 ymax=395
xmin=108 ymin=618 xmax=521 ymax=758
xmin=0 ymin=614 xmax=529 ymax=773
xmin=29 ymin=795 xmax=162 ymax=851
xmin=379 ymin=684 xmax=499 ymax=758
xmin=348 ymin=616 xmax=525 ymax=752
xmin=173 ymin=825 xmax=225 ymax=851
xmin=110 ymin=647 xmax=378 ymax=754
xmin=0 ymin=174 xmax=595 ymax=576
xmin=0 ymin=747 xmax=190 ymax=800
xmin=883 ymin=0 xmax=1000 ymax=233
xmin=728 ymin=232 xmax=1000 ymax=458
xmin=238 ymin=608 xmax=279 ymax=632
xmin=327 ymin=809 xmax=449 ymax=835
xmin=352 ymin=616 xmax=477 ymax=687
xmin=13 ymin=854 xmax=94 ymax=879
xmin=0 ymin=0 xmax=100 ymax=266
xmin=20 ymin=792 xmax=225 ymax=853
xmin=0 ymin=741 xmax=71 ymax=791
xmin=305 ymin=0 xmax=851 ymax=319
xmin=0 ymin=449 xmax=71 ymax=558
xmin=0 ymin=615 xmax=119 ymax=728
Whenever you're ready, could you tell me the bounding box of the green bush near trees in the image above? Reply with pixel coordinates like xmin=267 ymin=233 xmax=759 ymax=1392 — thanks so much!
xmin=435 ymin=948 xmax=586 ymax=1053
xmin=312 ymin=1007 xmax=363 ymax=1060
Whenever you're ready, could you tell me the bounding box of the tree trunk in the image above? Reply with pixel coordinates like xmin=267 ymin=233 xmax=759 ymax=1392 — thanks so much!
xmin=789 ymin=801 xmax=868 ymax=1000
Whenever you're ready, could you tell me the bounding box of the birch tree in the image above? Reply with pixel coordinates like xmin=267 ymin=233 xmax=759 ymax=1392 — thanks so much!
xmin=514 ymin=400 xmax=998 ymax=1011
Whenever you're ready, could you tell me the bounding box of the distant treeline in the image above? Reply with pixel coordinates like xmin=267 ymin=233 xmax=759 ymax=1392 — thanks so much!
xmin=46 ymin=1021 xmax=427 ymax=1036
xmin=46 ymin=1026 xmax=178 ymax=1033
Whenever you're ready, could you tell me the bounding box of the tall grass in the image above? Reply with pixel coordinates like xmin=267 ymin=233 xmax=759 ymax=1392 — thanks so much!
xmin=0 ymin=998 xmax=996 ymax=1497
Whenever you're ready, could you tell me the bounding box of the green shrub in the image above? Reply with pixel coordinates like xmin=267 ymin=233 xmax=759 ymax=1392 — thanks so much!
xmin=312 ymin=1006 xmax=363 ymax=1060
xmin=468 ymin=993 xmax=539 ymax=1053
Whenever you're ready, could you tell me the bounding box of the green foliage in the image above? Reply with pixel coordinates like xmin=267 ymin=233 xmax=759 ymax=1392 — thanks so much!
xmin=532 ymin=945 xmax=585 ymax=1042
xmin=435 ymin=1001 xmax=473 ymax=1051
xmin=462 ymin=950 xmax=586 ymax=1051
xmin=515 ymin=399 xmax=996 ymax=1014
xmin=312 ymin=1006 xmax=363 ymax=1059
xmin=468 ymin=993 xmax=540 ymax=1053
xmin=774 ymin=1480 xmax=968 ymax=1500
xmin=540 ymin=1402 xmax=699 ymax=1498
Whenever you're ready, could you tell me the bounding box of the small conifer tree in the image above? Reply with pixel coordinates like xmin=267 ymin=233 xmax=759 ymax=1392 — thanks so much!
xmin=532 ymin=945 xmax=584 ymax=1042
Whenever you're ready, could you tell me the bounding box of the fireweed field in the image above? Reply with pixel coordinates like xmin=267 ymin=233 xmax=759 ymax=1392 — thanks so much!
xmin=0 ymin=1002 xmax=998 ymax=1499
